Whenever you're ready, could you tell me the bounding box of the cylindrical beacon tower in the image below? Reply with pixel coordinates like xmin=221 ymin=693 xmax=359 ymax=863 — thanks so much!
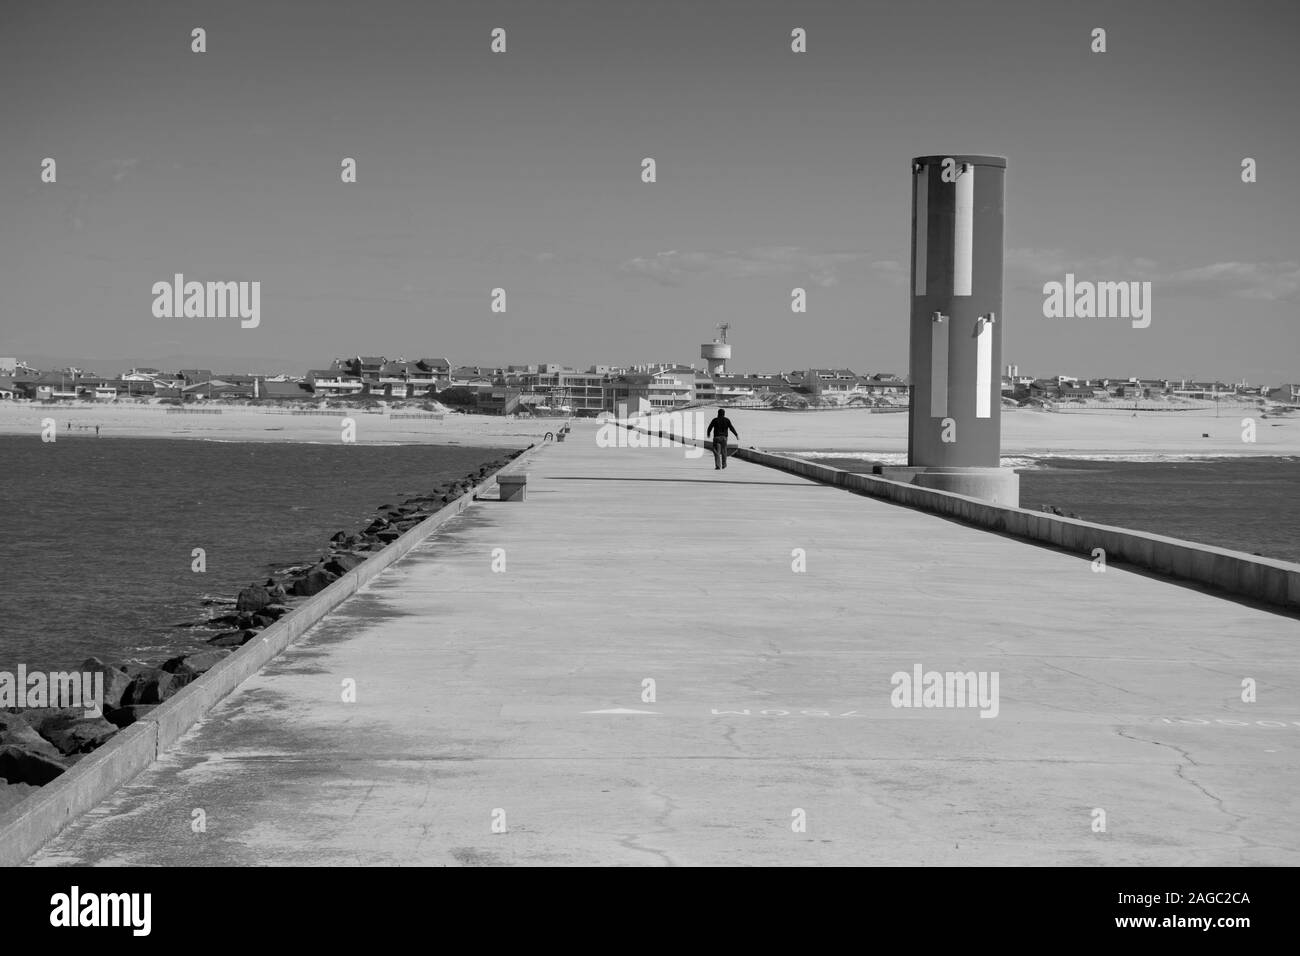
xmin=904 ymin=154 xmax=1018 ymax=506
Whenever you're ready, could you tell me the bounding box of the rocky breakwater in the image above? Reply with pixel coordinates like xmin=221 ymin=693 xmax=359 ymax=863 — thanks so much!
xmin=0 ymin=449 xmax=527 ymax=810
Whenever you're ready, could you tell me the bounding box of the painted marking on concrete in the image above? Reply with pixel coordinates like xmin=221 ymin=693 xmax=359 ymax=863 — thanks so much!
xmin=975 ymin=314 xmax=993 ymax=419
xmin=930 ymin=313 xmax=948 ymax=418
xmin=953 ymin=163 xmax=973 ymax=296
xmin=1159 ymin=717 xmax=1300 ymax=728
xmin=504 ymin=705 xmax=1294 ymax=726
xmin=712 ymin=708 xmax=872 ymax=717
xmin=913 ymin=167 xmax=928 ymax=296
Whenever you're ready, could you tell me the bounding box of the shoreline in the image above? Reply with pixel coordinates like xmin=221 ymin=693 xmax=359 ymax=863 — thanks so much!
xmin=0 ymin=402 xmax=559 ymax=448
xmin=3 ymin=401 xmax=1297 ymax=458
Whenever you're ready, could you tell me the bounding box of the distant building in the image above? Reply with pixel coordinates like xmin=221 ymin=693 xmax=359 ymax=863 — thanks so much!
xmin=1057 ymin=384 xmax=1107 ymax=400
xmin=354 ymin=356 xmax=387 ymax=385
xmin=708 ymin=372 xmax=795 ymax=404
xmin=120 ymin=369 xmax=161 ymax=395
xmin=1171 ymin=381 xmax=1230 ymax=400
xmin=377 ymin=360 xmax=436 ymax=399
xmin=259 ymin=380 xmax=311 ymax=400
xmin=414 ymin=357 xmax=452 ymax=390
xmin=865 ymin=373 xmax=908 ymax=397
xmin=520 ymin=367 xmax=609 ymax=413
xmin=802 ymin=368 xmax=863 ymax=398
xmin=1267 ymin=384 xmax=1300 ymax=404
xmin=307 ymin=369 xmax=364 ymax=397
xmin=475 ymin=386 xmax=523 ymax=416
xmin=449 ymin=365 xmax=499 ymax=387
xmin=182 ymin=379 xmax=255 ymax=400
xmin=29 ymin=372 xmax=79 ymax=402
xmin=1028 ymin=380 xmax=1060 ymax=401
xmin=609 ymin=369 xmax=692 ymax=411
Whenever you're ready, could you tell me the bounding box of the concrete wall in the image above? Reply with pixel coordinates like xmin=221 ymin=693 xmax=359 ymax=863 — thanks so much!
xmin=625 ymin=422 xmax=1300 ymax=612
xmin=0 ymin=445 xmax=545 ymax=867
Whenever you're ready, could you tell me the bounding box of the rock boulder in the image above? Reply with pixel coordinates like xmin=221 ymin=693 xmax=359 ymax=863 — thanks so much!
xmin=0 ymin=745 xmax=68 ymax=786
xmin=20 ymin=708 xmax=118 ymax=755
xmin=79 ymin=657 xmax=133 ymax=711
xmin=206 ymin=629 xmax=258 ymax=648
xmin=289 ymin=567 xmax=339 ymax=596
xmin=236 ymin=585 xmax=275 ymax=613
xmin=122 ymin=668 xmax=194 ymax=704
xmin=0 ymin=712 xmax=63 ymax=761
xmin=162 ymin=648 xmax=232 ymax=678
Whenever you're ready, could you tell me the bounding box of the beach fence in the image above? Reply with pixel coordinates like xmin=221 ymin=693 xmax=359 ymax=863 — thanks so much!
xmin=1048 ymin=402 xmax=1219 ymax=413
xmin=389 ymin=412 xmax=445 ymax=420
xmin=164 ymin=407 xmax=223 ymax=414
xmin=260 ymin=408 xmax=386 ymax=416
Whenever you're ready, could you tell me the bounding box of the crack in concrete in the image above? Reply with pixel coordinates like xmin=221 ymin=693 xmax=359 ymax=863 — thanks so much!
xmin=616 ymin=833 xmax=675 ymax=867
xmin=1043 ymin=661 xmax=1140 ymax=698
xmin=613 ymin=787 xmax=680 ymax=866
xmin=718 ymin=721 xmax=744 ymax=755
xmin=1114 ymin=727 xmax=1259 ymax=852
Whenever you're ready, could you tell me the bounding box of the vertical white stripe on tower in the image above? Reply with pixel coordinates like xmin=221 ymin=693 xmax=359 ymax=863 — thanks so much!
xmin=953 ymin=164 xmax=974 ymax=296
xmin=913 ymin=167 xmax=928 ymax=296
xmin=975 ymin=315 xmax=993 ymax=418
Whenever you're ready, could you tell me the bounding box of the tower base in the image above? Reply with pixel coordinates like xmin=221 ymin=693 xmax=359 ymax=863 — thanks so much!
xmin=878 ymin=466 xmax=1019 ymax=508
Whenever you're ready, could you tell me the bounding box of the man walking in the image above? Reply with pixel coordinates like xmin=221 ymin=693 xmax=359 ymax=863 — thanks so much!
xmin=706 ymin=409 xmax=738 ymax=469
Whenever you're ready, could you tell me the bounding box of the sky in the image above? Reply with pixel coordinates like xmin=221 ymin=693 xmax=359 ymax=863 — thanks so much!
xmin=0 ymin=0 xmax=1296 ymax=382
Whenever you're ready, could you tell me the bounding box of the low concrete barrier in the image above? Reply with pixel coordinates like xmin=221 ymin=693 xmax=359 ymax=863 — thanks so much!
xmin=619 ymin=420 xmax=1300 ymax=612
xmin=0 ymin=443 xmax=547 ymax=866
xmin=741 ymin=446 xmax=1300 ymax=612
xmin=0 ymin=723 xmax=158 ymax=868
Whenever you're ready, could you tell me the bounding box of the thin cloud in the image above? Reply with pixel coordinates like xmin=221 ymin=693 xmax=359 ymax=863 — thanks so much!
xmin=619 ymin=246 xmax=868 ymax=288
xmin=1007 ymin=248 xmax=1298 ymax=302
xmin=1163 ymin=261 xmax=1300 ymax=301
xmin=109 ymin=158 xmax=139 ymax=183
xmin=869 ymin=259 xmax=907 ymax=283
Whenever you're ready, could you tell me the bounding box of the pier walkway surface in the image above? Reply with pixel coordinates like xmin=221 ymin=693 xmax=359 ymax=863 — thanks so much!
xmin=28 ymin=426 xmax=1300 ymax=865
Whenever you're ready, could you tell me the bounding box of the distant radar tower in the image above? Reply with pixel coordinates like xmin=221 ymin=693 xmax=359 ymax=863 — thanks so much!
xmin=701 ymin=323 xmax=732 ymax=375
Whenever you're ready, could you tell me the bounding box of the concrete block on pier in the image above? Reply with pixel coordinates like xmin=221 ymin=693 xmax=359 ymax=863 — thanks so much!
xmin=499 ymin=472 xmax=528 ymax=501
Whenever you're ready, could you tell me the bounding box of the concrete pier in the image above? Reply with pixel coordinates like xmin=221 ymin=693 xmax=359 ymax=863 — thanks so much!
xmin=23 ymin=427 xmax=1300 ymax=866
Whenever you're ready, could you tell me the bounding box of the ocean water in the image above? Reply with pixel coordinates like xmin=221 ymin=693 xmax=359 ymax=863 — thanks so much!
xmin=809 ymin=455 xmax=1300 ymax=563
xmin=0 ymin=436 xmax=514 ymax=672
xmin=1017 ymin=457 xmax=1299 ymax=562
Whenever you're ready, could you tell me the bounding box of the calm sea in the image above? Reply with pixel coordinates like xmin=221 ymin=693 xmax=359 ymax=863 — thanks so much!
xmin=0 ymin=436 xmax=513 ymax=672
xmin=810 ymin=455 xmax=1299 ymax=564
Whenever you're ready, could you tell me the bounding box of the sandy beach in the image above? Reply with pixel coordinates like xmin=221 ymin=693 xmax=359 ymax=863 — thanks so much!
xmin=1 ymin=401 xmax=1297 ymax=459
xmin=677 ymin=404 xmax=1300 ymax=460
xmin=0 ymin=402 xmax=558 ymax=448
